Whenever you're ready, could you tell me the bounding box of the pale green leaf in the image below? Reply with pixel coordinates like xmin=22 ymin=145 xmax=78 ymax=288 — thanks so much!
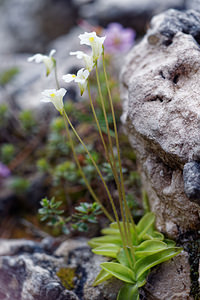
xmin=117 ymin=284 xmax=139 ymax=300
xmin=110 ymin=222 xmax=119 ymax=229
xmin=110 ymin=222 xmax=131 ymax=229
xmin=117 ymin=248 xmax=130 ymax=267
xmin=92 ymin=244 xmax=120 ymax=258
xmin=101 ymin=262 xmax=136 ymax=283
xmin=88 ymin=235 xmax=122 ymax=248
xmin=101 ymin=227 xmax=120 ymax=235
xmin=93 ymin=268 xmax=112 ymax=286
xmin=135 ymin=240 xmax=167 ymax=258
xmin=136 ymin=212 xmax=155 ymax=240
xmin=135 ymin=247 xmax=182 ymax=279
xmin=145 ymin=225 xmax=164 ymax=241
xmin=136 ymin=270 xmax=149 ymax=287
xmin=143 ymin=231 xmax=164 ymax=241
xmin=109 ymin=222 xmax=138 ymax=245
xmin=163 ymin=239 xmax=176 ymax=247
xmin=116 ymin=248 xmax=135 ymax=268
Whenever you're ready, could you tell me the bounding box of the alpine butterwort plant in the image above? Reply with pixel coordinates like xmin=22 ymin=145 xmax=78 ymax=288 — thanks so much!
xmin=28 ymin=27 xmax=182 ymax=299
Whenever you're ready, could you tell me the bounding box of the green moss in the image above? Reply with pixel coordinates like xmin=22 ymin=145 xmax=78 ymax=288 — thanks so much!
xmin=56 ymin=267 xmax=76 ymax=290
xmin=19 ymin=110 xmax=37 ymax=133
xmin=0 ymin=143 xmax=15 ymax=164
xmin=0 ymin=67 xmax=19 ymax=86
xmin=9 ymin=177 xmax=30 ymax=195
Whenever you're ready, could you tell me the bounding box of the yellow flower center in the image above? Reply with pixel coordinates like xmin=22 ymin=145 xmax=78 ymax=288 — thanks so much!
xmin=50 ymin=93 xmax=55 ymax=97
xmin=89 ymin=37 xmax=94 ymax=43
xmin=72 ymin=74 xmax=76 ymax=78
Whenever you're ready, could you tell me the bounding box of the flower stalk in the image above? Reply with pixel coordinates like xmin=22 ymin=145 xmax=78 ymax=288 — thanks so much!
xmin=62 ymin=110 xmax=114 ymax=222
xmin=54 ymin=62 xmax=60 ymax=90
xmin=102 ymin=50 xmax=138 ymax=261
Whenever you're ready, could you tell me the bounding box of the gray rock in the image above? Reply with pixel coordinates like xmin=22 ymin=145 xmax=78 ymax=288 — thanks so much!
xmin=0 ymin=239 xmax=45 ymax=256
xmin=0 ymin=254 xmax=78 ymax=300
xmin=185 ymin=0 xmax=200 ymax=11
xmin=0 ymin=238 xmax=194 ymax=300
xmin=55 ymin=239 xmax=193 ymax=300
xmin=148 ymin=9 xmax=200 ymax=46
xmin=55 ymin=239 xmax=122 ymax=300
xmin=120 ymin=9 xmax=200 ymax=237
xmin=0 ymin=238 xmax=122 ymax=300
xmin=144 ymin=252 xmax=192 ymax=300
xmin=0 ymin=0 xmax=77 ymax=54
xmin=0 ymin=239 xmax=79 ymax=300
xmin=80 ymin=0 xmax=185 ymax=35
xmin=183 ymin=162 xmax=200 ymax=204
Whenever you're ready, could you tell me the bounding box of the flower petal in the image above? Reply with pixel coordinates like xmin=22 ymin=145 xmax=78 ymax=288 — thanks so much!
xmin=62 ymin=74 xmax=76 ymax=83
xmin=49 ymin=49 xmax=56 ymax=57
xmin=57 ymin=87 xmax=67 ymax=98
xmin=28 ymin=54 xmax=44 ymax=63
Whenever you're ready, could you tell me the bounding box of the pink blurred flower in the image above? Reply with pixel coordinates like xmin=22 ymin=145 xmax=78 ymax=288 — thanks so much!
xmin=104 ymin=23 xmax=136 ymax=54
xmin=0 ymin=162 xmax=11 ymax=178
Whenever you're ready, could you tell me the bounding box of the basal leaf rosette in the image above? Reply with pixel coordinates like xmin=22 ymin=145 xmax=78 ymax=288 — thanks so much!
xmin=89 ymin=212 xmax=182 ymax=299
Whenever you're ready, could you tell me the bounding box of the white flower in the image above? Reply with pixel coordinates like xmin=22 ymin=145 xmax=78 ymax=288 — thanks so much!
xmin=28 ymin=49 xmax=56 ymax=76
xmin=75 ymin=68 xmax=90 ymax=95
xmin=78 ymin=32 xmax=106 ymax=62
xmin=41 ymin=88 xmax=66 ymax=114
xmin=62 ymin=73 xmax=77 ymax=83
xmin=63 ymin=68 xmax=89 ymax=96
xmin=70 ymin=51 xmax=94 ymax=72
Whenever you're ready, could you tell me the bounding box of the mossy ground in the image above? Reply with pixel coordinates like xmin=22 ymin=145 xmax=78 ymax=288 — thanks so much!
xmin=56 ymin=267 xmax=76 ymax=290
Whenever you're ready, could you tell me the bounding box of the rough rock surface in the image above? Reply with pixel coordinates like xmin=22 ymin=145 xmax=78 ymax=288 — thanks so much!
xmin=0 ymin=238 xmax=122 ymax=300
xmin=121 ymin=9 xmax=200 ymax=238
xmin=0 ymin=238 xmax=193 ymax=300
xmin=186 ymin=0 xmax=200 ymax=10
xmin=144 ymin=252 xmax=192 ymax=300
xmin=0 ymin=239 xmax=79 ymax=300
xmin=183 ymin=162 xmax=200 ymax=204
xmin=55 ymin=239 xmax=123 ymax=300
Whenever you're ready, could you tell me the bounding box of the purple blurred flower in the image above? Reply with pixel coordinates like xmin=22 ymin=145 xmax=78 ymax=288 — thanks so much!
xmin=0 ymin=162 xmax=11 ymax=178
xmin=104 ymin=23 xmax=136 ymax=54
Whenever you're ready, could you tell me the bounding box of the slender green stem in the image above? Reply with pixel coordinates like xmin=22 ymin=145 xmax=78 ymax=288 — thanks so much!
xmin=88 ymin=80 xmax=124 ymax=207
xmin=88 ymin=81 xmax=112 ymax=165
xmin=88 ymin=79 xmax=127 ymax=224
xmin=62 ymin=111 xmax=114 ymax=222
xmin=102 ymin=52 xmax=137 ymax=264
xmin=63 ymin=111 xmax=119 ymax=221
xmin=88 ymin=80 xmax=134 ymax=267
xmin=95 ymin=64 xmax=124 ymax=208
xmin=95 ymin=64 xmax=115 ymax=163
xmin=95 ymin=63 xmax=134 ymax=267
xmin=63 ymin=111 xmax=131 ymax=259
xmin=54 ymin=63 xmax=60 ymax=90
